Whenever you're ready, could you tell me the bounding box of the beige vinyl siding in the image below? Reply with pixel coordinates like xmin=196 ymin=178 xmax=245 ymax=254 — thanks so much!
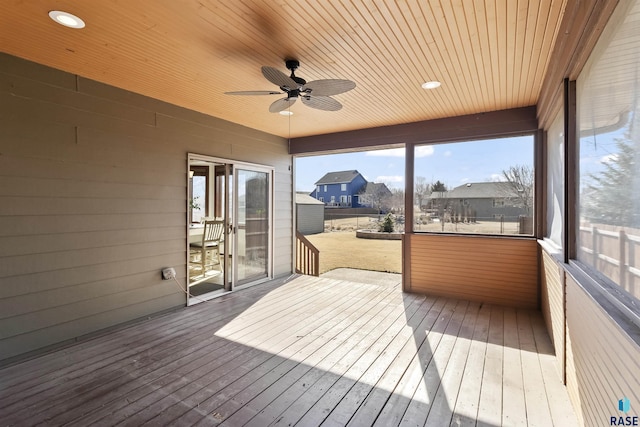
xmin=0 ymin=53 xmax=292 ymax=362
xmin=296 ymin=205 xmax=324 ymax=235
xmin=540 ymin=246 xmax=565 ymax=381
xmin=564 ymin=324 xmax=583 ymax=426
xmin=564 ymin=273 xmax=640 ymax=426
xmin=407 ymin=234 xmax=538 ymax=309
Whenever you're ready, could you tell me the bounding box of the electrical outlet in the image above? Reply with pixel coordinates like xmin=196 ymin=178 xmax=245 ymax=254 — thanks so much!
xmin=161 ymin=267 xmax=176 ymax=280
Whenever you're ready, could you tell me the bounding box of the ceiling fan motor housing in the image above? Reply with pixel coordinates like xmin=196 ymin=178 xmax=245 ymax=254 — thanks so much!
xmin=285 ymin=59 xmax=306 ymax=86
xmin=285 ymin=59 xmax=300 ymax=71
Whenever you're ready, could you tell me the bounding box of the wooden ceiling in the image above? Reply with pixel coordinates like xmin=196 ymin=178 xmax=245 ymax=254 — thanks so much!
xmin=0 ymin=0 xmax=568 ymax=138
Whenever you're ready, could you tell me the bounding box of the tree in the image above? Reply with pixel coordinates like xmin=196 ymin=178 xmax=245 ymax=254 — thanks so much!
xmin=431 ymin=180 xmax=447 ymax=193
xmin=499 ymin=165 xmax=534 ymax=215
xmin=427 ymin=180 xmax=449 ymax=231
xmin=379 ymin=213 xmax=395 ymax=233
xmin=583 ymin=136 xmax=638 ymax=227
xmin=414 ymin=176 xmax=430 ymax=210
xmin=388 ymin=187 xmax=405 ymax=214
xmin=358 ymin=183 xmax=392 ymax=214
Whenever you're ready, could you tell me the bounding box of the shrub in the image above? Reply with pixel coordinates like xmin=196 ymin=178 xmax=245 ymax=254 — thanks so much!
xmin=379 ymin=213 xmax=395 ymax=233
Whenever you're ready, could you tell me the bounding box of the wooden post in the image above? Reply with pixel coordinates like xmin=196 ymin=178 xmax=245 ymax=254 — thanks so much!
xmin=592 ymin=226 xmax=598 ymax=267
xmin=619 ymin=229 xmax=626 ymax=288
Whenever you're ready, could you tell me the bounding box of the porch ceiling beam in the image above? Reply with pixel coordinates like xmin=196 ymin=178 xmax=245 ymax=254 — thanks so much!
xmin=289 ymin=106 xmax=538 ymax=155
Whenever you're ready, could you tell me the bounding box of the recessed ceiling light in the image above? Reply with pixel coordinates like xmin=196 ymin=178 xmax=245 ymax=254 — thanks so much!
xmin=421 ymin=81 xmax=441 ymax=90
xmin=279 ymin=111 xmax=293 ymax=116
xmin=49 ymin=11 xmax=85 ymax=29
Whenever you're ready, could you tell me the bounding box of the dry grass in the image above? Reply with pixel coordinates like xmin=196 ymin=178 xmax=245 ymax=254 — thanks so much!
xmin=306 ymin=216 xmax=524 ymax=275
xmin=306 ymin=231 xmax=402 ymax=274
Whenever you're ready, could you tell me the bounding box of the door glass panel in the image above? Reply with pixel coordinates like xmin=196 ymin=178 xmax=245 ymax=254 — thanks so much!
xmin=235 ymin=169 xmax=270 ymax=284
xmin=188 ymin=160 xmax=226 ymax=302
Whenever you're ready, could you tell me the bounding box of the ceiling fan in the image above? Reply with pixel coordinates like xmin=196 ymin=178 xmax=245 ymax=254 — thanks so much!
xmin=225 ymin=59 xmax=356 ymax=113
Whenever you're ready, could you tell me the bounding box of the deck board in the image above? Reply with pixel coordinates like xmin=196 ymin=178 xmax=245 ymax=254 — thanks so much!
xmin=0 ymin=272 xmax=578 ymax=426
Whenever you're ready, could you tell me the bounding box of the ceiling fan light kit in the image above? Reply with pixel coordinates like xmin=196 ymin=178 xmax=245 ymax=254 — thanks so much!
xmin=225 ymin=59 xmax=356 ymax=113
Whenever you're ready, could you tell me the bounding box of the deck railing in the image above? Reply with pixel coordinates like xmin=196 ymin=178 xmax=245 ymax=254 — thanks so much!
xmin=295 ymin=231 xmax=320 ymax=276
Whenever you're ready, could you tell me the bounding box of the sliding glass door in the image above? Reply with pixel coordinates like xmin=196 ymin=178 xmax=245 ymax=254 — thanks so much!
xmin=187 ymin=154 xmax=273 ymax=303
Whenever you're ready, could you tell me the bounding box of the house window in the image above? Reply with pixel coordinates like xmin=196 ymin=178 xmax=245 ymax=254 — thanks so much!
xmin=190 ymin=166 xmax=209 ymax=223
xmin=324 ymin=185 xmax=327 ymax=192
xmin=330 ymin=195 xmax=335 ymax=203
xmin=340 ymin=195 xmax=347 ymax=204
xmin=348 ymin=195 xmax=351 ymax=204
xmin=317 ymin=185 xmax=321 ymax=194
xmin=413 ymin=135 xmax=535 ymax=235
xmin=319 ymin=197 xmax=324 ymax=202
xmin=341 ymin=183 xmax=347 ymax=191
xmin=576 ymin=0 xmax=640 ymax=305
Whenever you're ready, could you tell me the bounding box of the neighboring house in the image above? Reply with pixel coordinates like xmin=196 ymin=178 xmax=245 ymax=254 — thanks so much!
xmin=428 ymin=182 xmax=530 ymax=221
xmin=310 ymin=170 xmax=367 ymax=207
xmin=357 ymin=182 xmax=393 ymax=212
xmin=310 ymin=170 xmax=391 ymax=209
xmin=296 ymin=193 xmax=324 ymax=235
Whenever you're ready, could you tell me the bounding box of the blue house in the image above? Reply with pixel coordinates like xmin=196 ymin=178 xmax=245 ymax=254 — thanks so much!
xmin=310 ymin=170 xmax=368 ymax=207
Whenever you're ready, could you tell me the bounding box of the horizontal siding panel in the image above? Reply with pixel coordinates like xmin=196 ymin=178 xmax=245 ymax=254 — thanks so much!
xmin=410 ymin=257 xmax=536 ymax=274
xmin=0 ymin=226 xmax=185 ymax=257
xmin=0 ymin=281 xmax=180 ymax=339
xmin=0 ymin=130 xmax=189 ymax=177
xmin=0 ymin=176 xmax=183 ymax=200
xmin=411 ymin=238 xmax=536 ymax=255
xmin=0 ymin=239 xmax=185 ymax=278
xmin=0 ymin=252 xmax=186 ymax=299
xmin=565 ymin=326 xmax=583 ymax=426
xmin=0 ymin=154 xmax=185 ymax=188
xmin=156 ymin=114 xmax=286 ymax=152
xmin=409 ymin=285 xmax=535 ymax=303
xmin=0 ymin=292 xmax=183 ymax=361
xmin=565 ymin=274 xmax=640 ymax=426
xmin=410 ymin=267 xmax=537 ymax=287
xmin=0 ymin=197 xmax=184 ymax=216
xmin=539 ymin=246 xmax=565 ymax=381
xmin=0 ymin=72 xmax=156 ymax=125
xmin=409 ymin=234 xmax=538 ymax=308
xmin=1 ymin=54 xmax=77 ymax=89
xmin=0 ymin=92 xmax=160 ymax=139
xmin=0 ymin=270 xmax=173 ymax=319
xmin=0 ymin=213 xmax=184 ymax=237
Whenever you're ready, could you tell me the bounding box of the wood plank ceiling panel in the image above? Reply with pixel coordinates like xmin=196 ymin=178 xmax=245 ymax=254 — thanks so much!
xmin=0 ymin=0 xmax=569 ymax=138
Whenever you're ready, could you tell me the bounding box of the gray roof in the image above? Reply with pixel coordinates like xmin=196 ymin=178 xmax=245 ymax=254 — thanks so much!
xmin=358 ymin=182 xmax=392 ymax=195
xmin=430 ymin=182 xmax=510 ymax=199
xmin=314 ymin=170 xmax=362 ymax=185
xmin=296 ymin=193 xmax=324 ymax=205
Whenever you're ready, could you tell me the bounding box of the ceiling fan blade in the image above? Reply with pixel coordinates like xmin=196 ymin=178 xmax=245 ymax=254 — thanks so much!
xmin=261 ymin=66 xmax=299 ymax=89
xmin=225 ymin=90 xmax=283 ymax=95
xmin=269 ymin=97 xmax=297 ymax=113
xmin=302 ymin=79 xmax=356 ymax=96
xmin=302 ymin=96 xmax=342 ymax=111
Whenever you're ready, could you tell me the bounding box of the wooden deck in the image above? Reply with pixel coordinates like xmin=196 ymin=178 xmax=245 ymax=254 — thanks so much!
xmin=0 ymin=273 xmax=577 ymax=426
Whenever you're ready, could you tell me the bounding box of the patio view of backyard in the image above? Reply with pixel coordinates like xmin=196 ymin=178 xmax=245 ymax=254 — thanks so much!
xmin=304 ymin=215 xmax=524 ymax=275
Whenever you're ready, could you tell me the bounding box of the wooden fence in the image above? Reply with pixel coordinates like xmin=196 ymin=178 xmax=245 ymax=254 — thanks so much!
xmin=579 ymin=225 xmax=640 ymax=298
